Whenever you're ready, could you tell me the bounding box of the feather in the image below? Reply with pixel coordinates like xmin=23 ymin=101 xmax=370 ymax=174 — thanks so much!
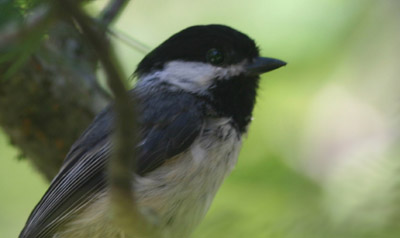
xmin=19 ymin=89 xmax=204 ymax=238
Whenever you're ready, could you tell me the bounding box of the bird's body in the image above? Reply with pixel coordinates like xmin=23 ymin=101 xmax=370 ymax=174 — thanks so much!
xmin=54 ymin=116 xmax=240 ymax=238
xmin=20 ymin=25 xmax=285 ymax=238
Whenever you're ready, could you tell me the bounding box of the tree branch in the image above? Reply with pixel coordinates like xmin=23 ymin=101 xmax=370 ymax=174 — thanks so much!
xmin=57 ymin=1 xmax=159 ymax=237
xmin=0 ymin=4 xmax=111 ymax=180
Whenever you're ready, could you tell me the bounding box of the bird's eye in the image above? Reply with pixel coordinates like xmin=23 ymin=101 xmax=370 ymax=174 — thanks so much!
xmin=206 ymin=48 xmax=224 ymax=65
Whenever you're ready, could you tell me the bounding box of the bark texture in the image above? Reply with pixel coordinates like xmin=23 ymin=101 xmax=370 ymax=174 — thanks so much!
xmin=0 ymin=20 xmax=111 ymax=180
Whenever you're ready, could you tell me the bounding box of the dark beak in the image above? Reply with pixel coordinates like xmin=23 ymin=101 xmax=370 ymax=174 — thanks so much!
xmin=246 ymin=57 xmax=286 ymax=75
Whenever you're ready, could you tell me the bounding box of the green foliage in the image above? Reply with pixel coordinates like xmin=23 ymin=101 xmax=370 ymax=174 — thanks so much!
xmin=0 ymin=31 xmax=44 ymax=79
xmin=16 ymin=0 xmax=43 ymax=12
xmin=0 ymin=0 xmax=48 ymax=79
xmin=0 ymin=0 xmax=23 ymax=28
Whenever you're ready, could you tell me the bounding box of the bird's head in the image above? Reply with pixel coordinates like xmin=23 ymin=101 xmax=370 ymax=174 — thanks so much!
xmin=135 ymin=24 xmax=286 ymax=132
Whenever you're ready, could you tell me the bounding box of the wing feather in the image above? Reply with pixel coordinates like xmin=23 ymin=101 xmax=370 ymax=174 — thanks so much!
xmin=20 ymin=90 xmax=204 ymax=237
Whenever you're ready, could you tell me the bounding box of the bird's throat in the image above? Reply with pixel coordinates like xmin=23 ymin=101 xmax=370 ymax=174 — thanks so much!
xmin=208 ymin=75 xmax=259 ymax=133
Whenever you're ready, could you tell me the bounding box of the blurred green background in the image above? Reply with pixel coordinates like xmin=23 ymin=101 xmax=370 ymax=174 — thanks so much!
xmin=1 ymin=0 xmax=400 ymax=237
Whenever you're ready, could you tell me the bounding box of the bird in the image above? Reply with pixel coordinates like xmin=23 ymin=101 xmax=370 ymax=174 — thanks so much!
xmin=20 ymin=24 xmax=286 ymax=238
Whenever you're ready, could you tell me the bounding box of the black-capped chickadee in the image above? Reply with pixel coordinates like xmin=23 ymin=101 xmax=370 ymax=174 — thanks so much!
xmin=20 ymin=24 xmax=286 ymax=238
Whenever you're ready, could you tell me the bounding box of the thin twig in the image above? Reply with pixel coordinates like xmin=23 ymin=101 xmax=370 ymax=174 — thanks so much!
xmin=100 ymin=0 xmax=130 ymax=26
xmin=108 ymin=27 xmax=151 ymax=54
xmin=56 ymin=1 xmax=158 ymax=237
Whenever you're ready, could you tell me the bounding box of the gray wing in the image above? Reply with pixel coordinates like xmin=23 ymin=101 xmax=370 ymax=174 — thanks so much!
xmin=19 ymin=91 xmax=204 ymax=238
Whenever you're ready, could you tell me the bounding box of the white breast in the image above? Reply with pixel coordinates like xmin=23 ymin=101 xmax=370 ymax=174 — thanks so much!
xmin=135 ymin=117 xmax=242 ymax=237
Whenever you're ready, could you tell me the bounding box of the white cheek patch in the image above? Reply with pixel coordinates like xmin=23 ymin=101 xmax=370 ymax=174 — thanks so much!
xmin=141 ymin=60 xmax=247 ymax=93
